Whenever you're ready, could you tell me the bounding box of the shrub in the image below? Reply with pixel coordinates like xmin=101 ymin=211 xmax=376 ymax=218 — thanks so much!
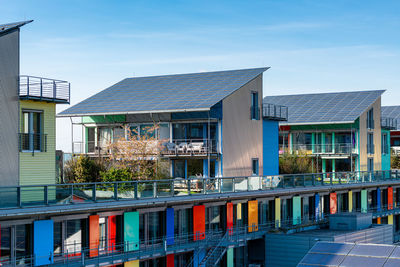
xmin=279 ymin=153 xmax=314 ymax=174
xmin=100 ymin=167 xmax=133 ymax=182
xmin=64 ymin=156 xmax=105 ymax=183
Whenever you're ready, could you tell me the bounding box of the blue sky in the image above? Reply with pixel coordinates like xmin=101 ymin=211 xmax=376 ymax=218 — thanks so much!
xmin=2 ymin=0 xmax=400 ymax=152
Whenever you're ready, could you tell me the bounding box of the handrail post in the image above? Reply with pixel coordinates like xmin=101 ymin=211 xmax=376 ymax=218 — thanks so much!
xmin=44 ymin=185 xmax=48 ymax=205
xmin=114 ymin=183 xmax=118 ymax=200
xmin=93 ymin=183 xmax=96 ymax=202
xmin=153 ymin=181 xmax=157 ymax=198
xmin=17 ymin=186 xmax=22 ymax=207
xmin=53 ymin=80 xmax=56 ymax=99
xmin=134 ymin=181 xmax=138 ymax=199
xmin=40 ymin=78 xmax=43 ymax=99
xmin=27 ymin=76 xmax=30 ymax=96
xmin=188 ymin=178 xmax=191 ymax=195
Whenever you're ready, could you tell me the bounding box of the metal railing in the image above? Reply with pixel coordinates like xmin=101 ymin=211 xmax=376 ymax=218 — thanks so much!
xmin=381 ymin=117 xmax=397 ymax=130
xmin=0 ymin=170 xmax=397 ymax=210
xmin=263 ymin=103 xmax=288 ymax=121
xmin=19 ymin=75 xmax=70 ymax=103
xmin=18 ymin=133 xmax=47 ymax=154
xmin=279 ymin=143 xmax=357 ymax=155
xmin=161 ymin=139 xmax=218 ymax=156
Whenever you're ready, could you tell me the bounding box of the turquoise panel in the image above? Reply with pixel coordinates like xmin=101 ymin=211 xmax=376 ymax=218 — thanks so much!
xmin=293 ymin=196 xmax=301 ymax=225
xmin=227 ymin=247 xmax=234 ymax=267
xmin=124 ymin=212 xmax=139 ymax=251
xmin=361 ymin=190 xmax=367 ymax=213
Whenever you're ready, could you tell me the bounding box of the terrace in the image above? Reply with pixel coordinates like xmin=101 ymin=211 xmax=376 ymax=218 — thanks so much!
xmin=19 ymin=75 xmax=70 ymax=104
xmin=381 ymin=116 xmax=397 ymax=130
xmin=0 ymin=170 xmax=398 ymax=210
xmin=262 ymin=103 xmax=288 ymax=121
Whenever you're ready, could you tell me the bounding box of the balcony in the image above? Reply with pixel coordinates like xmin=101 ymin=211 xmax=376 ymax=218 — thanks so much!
xmin=19 ymin=75 xmax=70 ymax=104
xmin=381 ymin=117 xmax=397 ymax=130
xmin=18 ymin=133 xmax=47 ymax=154
xmin=263 ymin=103 xmax=288 ymax=121
xmin=280 ymin=143 xmax=357 ymax=155
xmin=161 ymin=139 xmax=218 ymax=157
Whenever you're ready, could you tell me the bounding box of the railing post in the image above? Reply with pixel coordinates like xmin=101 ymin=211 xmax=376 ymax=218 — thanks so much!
xmin=153 ymin=181 xmax=157 ymax=198
xmin=134 ymin=181 xmax=138 ymax=199
xmin=40 ymin=78 xmax=43 ymax=100
xmin=188 ymin=179 xmax=191 ymax=195
xmin=171 ymin=180 xmax=175 ymax=196
xmin=27 ymin=76 xmax=30 ymax=96
xmin=114 ymin=183 xmax=118 ymax=200
xmin=203 ymin=178 xmax=206 ymax=194
xmin=53 ymin=80 xmax=56 ymax=99
xmin=44 ymin=185 xmax=48 ymax=205
xmin=93 ymin=183 xmax=96 ymax=202
xmin=17 ymin=186 xmax=22 ymax=207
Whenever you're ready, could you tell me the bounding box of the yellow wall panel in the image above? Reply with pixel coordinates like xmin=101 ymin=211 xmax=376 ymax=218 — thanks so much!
xmin=275 ymin=198 xmax=281 ymax=227
xmin=388 ymin=215 xmax=393 ymax=225
xmin=125 ymin=260 xmax=139 ymax=267
xmin=348 ymin=191 xmax=353 ymax=212
xmin=237 ymin=203 xmax=242 ymax=220
xmin=248 ymin=200 xmax=258 ymax=232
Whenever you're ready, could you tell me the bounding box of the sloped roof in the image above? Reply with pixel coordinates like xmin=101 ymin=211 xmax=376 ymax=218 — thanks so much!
xmin=298 ymin=241 xmax=400 ymax=267
xmin=0 ymin=20 xmax=32 ymax=35
xmin=58 ymin=67 xmax=269 ymax=117
xmin=382 ymin=106 xmax=400 ymax=130
xmin=264 ymin=90 xmax=385 ymax=125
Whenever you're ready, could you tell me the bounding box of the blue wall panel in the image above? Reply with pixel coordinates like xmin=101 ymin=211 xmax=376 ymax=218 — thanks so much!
xmin=263 ymin=120 xmax=279 ymax=175
xmin=166 ymin=208 xmax=174 ymax=245
xmin=377 ymin=188 xmax=381 ymax=212
xmin=33 ymin=220 xmax=54 ymax=266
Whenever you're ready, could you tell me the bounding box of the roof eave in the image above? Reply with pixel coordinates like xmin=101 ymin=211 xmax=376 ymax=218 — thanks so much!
xmin=57 ymin=107 xmax=211 ymax=118
xmin=279 ymin=121 xmax=356 ymax=126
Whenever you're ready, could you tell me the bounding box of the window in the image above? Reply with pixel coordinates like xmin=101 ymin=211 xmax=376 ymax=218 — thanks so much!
xmin=20 ymin=110 xmax=44 ymax=152
xmin=251 ymin=91 xmax=259 ymax=120
xmin=368 ymin=158 xmax=374 ymax=172
xmin=367 ymin=133 xmax=374 ymax=154
xmin=382 ymin=133 xmax=388 ymax=154
xmin=367 ymin=108 xmax=374 ymax=129
xmin=252 ymin=158 xmax=259 ymax=176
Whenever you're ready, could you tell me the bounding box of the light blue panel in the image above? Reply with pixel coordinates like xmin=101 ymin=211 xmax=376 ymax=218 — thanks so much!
xmin=227 ymin=247 xmax=234 ymax=267
xmin=382 ymin=129 xmax=391 ymax=172
xmin=262 ymin=119 xmax=279 ymax=175
xmin=184 ymin=160 xmax=187 ymax=179
xmin=166 ymin=208 xmax=174 ymax=245
xmin=34 ymin=220 xmax=54 ymax=266
xmin=293 ymin=196 xmax=302 ymax=225
xmin=315 ymin=194 xmax=320 ymax=220
xmin=194 ymin=248 xmax=206 ymax=267
xmin=124 ymin=212 xmax=140 ymax=251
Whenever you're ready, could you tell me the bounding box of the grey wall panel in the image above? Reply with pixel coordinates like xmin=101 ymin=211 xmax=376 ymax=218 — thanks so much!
xmin=0 ymin=29 xmax=19 ymax=186
xmin=222 ymin=74 xmax=263 ymax=177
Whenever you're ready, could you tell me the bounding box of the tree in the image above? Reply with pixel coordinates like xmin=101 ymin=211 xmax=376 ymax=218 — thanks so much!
xmin=279 ymin=153 xmax=314 ymax=174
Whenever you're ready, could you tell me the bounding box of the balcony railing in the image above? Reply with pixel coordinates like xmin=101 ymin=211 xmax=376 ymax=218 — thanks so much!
xmin=381 ymin=117 xmax=397 ymax=130
xmin=19 ymin=75 xmax=70 ymax=103
xmin=161 ymin=139 xmax=218 ymax=156
xmin=279 ymin=143 xmax=357 ymax=155
xmin=0 ymin=170 xmax=397 ymax=209
xmin=18 ymin=133 xmax=47 ymax=154
xmin=263 ymin=103 xmax=288 ymax=121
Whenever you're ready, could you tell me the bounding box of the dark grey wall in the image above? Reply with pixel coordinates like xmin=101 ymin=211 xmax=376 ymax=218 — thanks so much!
xmin=0 ymin=29 xmax=19 ymax=186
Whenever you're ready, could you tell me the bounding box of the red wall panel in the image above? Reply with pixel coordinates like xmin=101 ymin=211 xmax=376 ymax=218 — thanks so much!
xmin=89 ymin=215 xmax=100 ymax=257
xmin=193 ymin=205 xmax=205 ymax=241
xmin=108 ymin=215 xmax=117 ymax=251
xmin=227 ymin=203 xmax=233 ymax=235
xmin=330 ymin=193 xmax=337 ymax=214
xmin=167 ymin=254 xmax=174 ymax=267
xmin=388 ymin=187 xmax=393 ymax=210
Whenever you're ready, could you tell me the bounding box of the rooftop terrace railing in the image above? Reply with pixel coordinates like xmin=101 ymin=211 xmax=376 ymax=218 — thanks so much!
xmin=381 ymin=117 xmax=397 ymax=130
xmin=263 ymin=103 xmax=288 ymax=121
xmin=279 ymin=143 xmax=357 ymax=155
xmin=19 ymin=75 xmax=70 ymax=103
xmin=0 ymin=170 xmax=398 ymax=210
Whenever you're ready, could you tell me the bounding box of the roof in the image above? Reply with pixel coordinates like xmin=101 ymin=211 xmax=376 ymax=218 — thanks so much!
xmin=264 ymin=90 xmax=385 ymax=125
xmin=298 ymin=241 xmax=400 ymax=267
xmin=0 ymin=20 xmax=33 ymax=35
xmin=382 ymin=106 xmax=400 ymax=130
xmin=58 ymin=67 xmax=269 ymax=117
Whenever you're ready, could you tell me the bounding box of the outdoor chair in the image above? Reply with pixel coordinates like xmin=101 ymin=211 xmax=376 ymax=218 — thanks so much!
xmin=165 ymin=142 xmax=177 ymax=154
xmin=188 ymin=142 xmax=204 ymax=153
xmin=177 ymin=142 xmax=188 ymax=153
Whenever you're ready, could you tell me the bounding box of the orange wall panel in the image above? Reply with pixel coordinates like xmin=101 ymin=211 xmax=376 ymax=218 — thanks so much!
xmin=330 ymin=193 xmax=337 ymax=214
xmin=89 ymin=215 xmax=100 ymax=257
xmin=388 ymin=187 xmax=393 ymax=210
xmin=193 ymin=205 xmax=205 ymax=241
xmin=248 ymin=200 xmax=258 ymax=232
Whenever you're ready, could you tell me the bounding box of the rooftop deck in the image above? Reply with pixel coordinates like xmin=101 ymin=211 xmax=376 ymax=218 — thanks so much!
xmin=381 ymin=117 xmax=397 ymax=130
xmin=19 ymin=75 xmax=70 ymax=104
xmin=263 ymin=103 xmax=288 ymax=121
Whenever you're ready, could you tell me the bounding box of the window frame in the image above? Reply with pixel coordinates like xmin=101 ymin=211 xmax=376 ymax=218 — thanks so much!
xmin=250 ymin=91 xmax=259 ymax=120
xmin=21 ymin=109 xmax=44 ymax=153
xmin=251 ymin=158 xmax=259 ymax=176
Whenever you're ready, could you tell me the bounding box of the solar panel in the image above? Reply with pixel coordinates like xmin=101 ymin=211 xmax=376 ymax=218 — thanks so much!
xmin=59 ymin=67 xmax=269 ymax=117
xmin=298 ymin=242 xmax=400 ymax=267
xmin=265 ymin=90 xmax=385 ymax=124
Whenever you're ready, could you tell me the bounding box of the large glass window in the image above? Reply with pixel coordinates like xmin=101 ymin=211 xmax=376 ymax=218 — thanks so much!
xmin=251 ymin=91 xmax=259 ymax=120
xmin=21 ymin=110 xmax=43 ymax=151
xmin=367 ymin=133 xmax=374 ymax=154
xmin=15 ymin=225 xmax=31 ymax=263
xmin=54 ymin=222 xmax=62 ymax=256
xmin=187 ymin=159 xmax=203 ymax=178
xmin=367 ymin=108 xmax=374 ymax=129
xmin=382 ymin=133 xmax=389 ymax=154
xmin=0 ymin=227 xmax=11 ymax=263
xmin=65 ymin=219 xmax=82 ymax=255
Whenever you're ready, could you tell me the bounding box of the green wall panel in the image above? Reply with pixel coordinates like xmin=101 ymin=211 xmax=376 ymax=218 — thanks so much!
xmin=227 ymin=247 xmax=234 ymax=267
xmin=124 ymin=212 xmax=139 ymax=251
xmin=82 ymin=115 xmax=126 ymax=124
xmin=361 ymin=189 xmax=367 ymax=213
xmin=293 ymin=196 xmax=301 ymax=225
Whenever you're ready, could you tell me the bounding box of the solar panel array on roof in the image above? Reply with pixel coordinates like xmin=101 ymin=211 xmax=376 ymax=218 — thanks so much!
xmin=298 ymin=241 xmax=400 ymax=267
xmin=58 ymin=67 xmax=268 ymax=117
xmin=264 ymin=90 xmax=385 ymax=125
xmin=382 ymin=106 xmax=400 ymax=130
xmin=0 ymin=20 xmax=32 ymax=35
